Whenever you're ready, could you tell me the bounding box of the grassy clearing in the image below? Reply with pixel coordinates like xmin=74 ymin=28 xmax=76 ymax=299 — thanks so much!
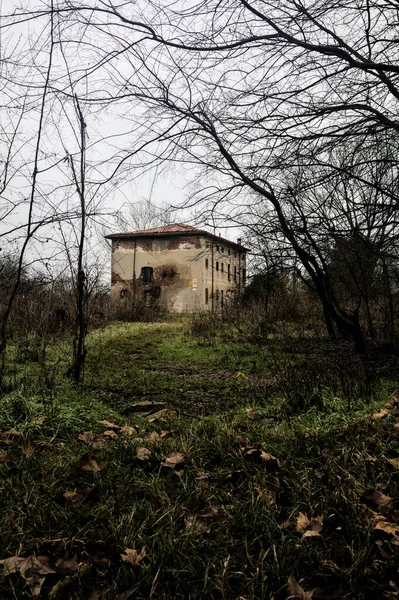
xmin=1 ymin=320 xmax=399 ymax=599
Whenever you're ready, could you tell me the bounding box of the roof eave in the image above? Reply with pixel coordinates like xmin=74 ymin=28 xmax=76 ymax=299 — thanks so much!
xmin=105 ymin=230 xmax=249 ymax=251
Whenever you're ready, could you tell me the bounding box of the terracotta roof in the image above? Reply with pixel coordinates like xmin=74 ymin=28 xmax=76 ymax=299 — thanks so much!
xmin=105 ymin=223 xmax=249 ymax=250
xmin=119 ymin=223 xmax=198 ymax=235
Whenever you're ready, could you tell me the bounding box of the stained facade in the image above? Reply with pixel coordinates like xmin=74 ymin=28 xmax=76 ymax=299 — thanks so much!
xmin=106 ymin=224 xmax=248 ymax=312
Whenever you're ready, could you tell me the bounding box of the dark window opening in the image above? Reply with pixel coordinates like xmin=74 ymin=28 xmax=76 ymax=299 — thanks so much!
xmin=216 ymin=245 xmax=219 ymax=252
xmin=205 ymin=288 xmax=209 ymax=304
xmin=234 ymin=252 xmax=237 ymax=258
xmin=216 ymin=289 xmax=219 ymax=304
xmin=228 ymin=264 xmax=231 ymax=281
xmin=205 ymin=258 xmax=209 ymax=269
xmin=228 ymin=248 xmax=231 ymax=255
xmin=234 ymin=265 xmax=237 ymax=281
xmin=140 ymin=266 xmax=153 ymax=284
xmin=221 ymin=246 xmax=224 ymax=253
xmin=216 ymin=261 xmax=219 ymax=272
xmin=221 ymin=290 xmax=224 ymax=307
xmin=242 ymin=268 xmax=246 ymax=285
xmin=221 ymin=263 xmax=224 ymax=274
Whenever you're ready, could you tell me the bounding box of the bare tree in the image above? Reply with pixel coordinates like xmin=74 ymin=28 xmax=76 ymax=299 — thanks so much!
xmin=4 ymin=0 xmax=399 ymax=349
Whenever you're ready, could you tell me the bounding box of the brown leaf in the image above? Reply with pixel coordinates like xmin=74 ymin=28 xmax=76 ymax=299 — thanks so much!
xmin=355 ymin=453 xmax=378 ymax=463
xmin=32 ymin=416 xmax=47 ymax=425
xmin=120 ymin=547 xmax=146 ymax=567
xmin=385 ymin=397 xmax=399 ymax=410
xmin=79 ymin=455 xmax=107 ymax=472
xmin=185 ymin=515 xmax=210 ymax=535
xmin=0 ymin=555 xmax=56 ymax=597
xmin=287 ymin=574 xmax=315 ymax=599
xmin=394 ymin=422 xmax=399 ymax=433
xmin=302 ymin=530 xmax=322 ymax=538
xmin=245 ymin=448 xmax=280 ymax=470
xmin=120 ymin=425 xmax=137 ymax=436
xmin=148 ymin=409 xmax=177 ymax=423
xmin=0 ymin=453 xmax=10 ymax=463
xmin=22 ymin=440 xmax=36 ymax=457
xmin=232 ymin=435 xmax=248 ymax=446
xmin=78 ymin=432 xmax=95 ymax=445
xmin=385 ymin=457 xmax=399 ymax=468
xmin=296 ymin=512 xmax=310 ymax=531
xmin=371 ymin=409 xmax=390 ymax=420
xmin=145 ymin=431 xmax=165 ymax=444
xmin=161 ymin=452 xmax=185 ymax=469
xmin=0 ymin=556 xmax=25 ymax=575
xmin=136 ymin=447 xmax=151 ymax=461
xmin=296 ymin=513 xmax=324 ymax=537
xmin=99 ymin=420 xmax=120 ymax=429
xmin=362 ymin=490 xmax=393 ymax=512
xmin=78 ymin=432 xmax=109 ymax=448
xmin=63 ymin=486 xmax=97 ymax=508
xmin=55 ymin=555 xmax=80 ymax=574
xmin=103 ymin=430 xmax=118 ymax=439
xmin=260 ymin=451 xmax=280 ymax=468
xmin=0 ymin=429 xmax=22 ymax=445
xmin=373 ymin=515 xmax=399 ymax=536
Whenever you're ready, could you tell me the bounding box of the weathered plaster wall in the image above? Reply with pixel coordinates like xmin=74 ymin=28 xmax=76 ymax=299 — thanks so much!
xmin=110 ymin=235 xmax=246 ymax=313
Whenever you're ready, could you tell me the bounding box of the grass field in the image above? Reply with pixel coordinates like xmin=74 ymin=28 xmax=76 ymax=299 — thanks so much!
xmin=0 ymin=320 xmax=399 ymax=599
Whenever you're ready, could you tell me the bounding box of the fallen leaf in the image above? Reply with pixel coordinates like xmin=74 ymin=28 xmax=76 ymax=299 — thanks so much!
xmin=0 ymin=429 xmax=22 ymax=445
xmin=55 ymin=555 xmax=80 ymax=574
xmin=385 ymin=397 xmax=399 ymax=410
xmin=394 ymin=423 xmax=399 ymax=433
xmin=245 ymin=448 xmax=280 ymax=469
xmin=186 ymin=515 xmax=210 ymax=535
xmin=195 ymin=471 xmax=210 ymax=480
xmin=371 ymin=409 xmax=390 ymax=420
xmin=78 ymin=432 xmax=95 ymax=445
xmin=303 ymin=530 xmax=322 ymax=538
xmin=120 ymin=547 xmax=146 ymax=567
xmin=32 ymin=416 xmax=47 ymax=425
xmin=145 ymin=431 xmax=167 ymax=444
xmin=64 ymin=486 xmax=97 ymax=507
xmin=161 ymin=452 xmax=185 ymax=469
xmin=120 ymin=425 xmax=137 ymax=436
xmin=296 ymin=512 xmax=310 ymax=531
xmin=232 ymin=435 xmax=248 ymax=446
xmin=0 ymin=453 xmax=10 ymax=463
xmin=77 ymin=432 xmax=109 ymax=448
xmin=22 ymin=440 xmax=35 ymax=457
xmin=296 ymin=513 xmax=323 ymax=537
xmin=79 ymin=455 xmax=107 ymax=472
xmin=287 ymin=574 xmax=314 ymax=599
xmin=0 ymin=556 xmax=25 ymax=575
xmin=136 ymin=447 xmax=151 ymax=461
xmin=0 ymin=555 xmax=56 ymax=597
xmin=103 ymin=430 xmax=118 ymax=439
xmin=362 ymin=490 xmax=392 ymax=512
xmin=373 ymin=514 xmax=399 ymax=536
xmin=99 ymin=420 xmax=120 ymax=429
xmin=148 ymin=409 xmax=177 ymax=423
xmin=385 ymin=457 xmax=399 ymax=468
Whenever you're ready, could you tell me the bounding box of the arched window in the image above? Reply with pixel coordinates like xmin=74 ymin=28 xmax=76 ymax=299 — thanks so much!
xmin=140 ymin=266 xmax=153 ymax=284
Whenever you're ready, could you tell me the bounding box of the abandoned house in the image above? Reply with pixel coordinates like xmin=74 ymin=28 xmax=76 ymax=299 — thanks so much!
xmin=105 ymin=223 xmax=248 ymax=312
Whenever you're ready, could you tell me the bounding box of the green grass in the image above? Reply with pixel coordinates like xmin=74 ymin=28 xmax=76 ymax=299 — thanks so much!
xmin=0 ymin=320 xmax=399 ymax=598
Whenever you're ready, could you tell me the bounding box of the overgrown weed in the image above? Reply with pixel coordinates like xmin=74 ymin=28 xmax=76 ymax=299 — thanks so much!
xmin=0 ymin=320 xmax=398 ymax=598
